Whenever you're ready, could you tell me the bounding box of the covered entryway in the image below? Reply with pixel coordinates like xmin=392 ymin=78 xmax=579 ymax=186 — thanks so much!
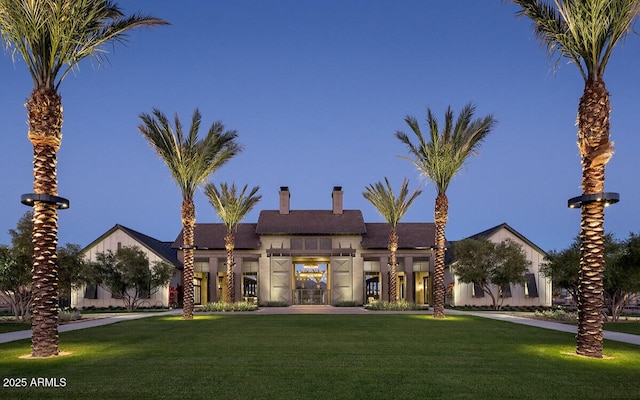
xmin=293 ymin=260 xmax=328 ymax=305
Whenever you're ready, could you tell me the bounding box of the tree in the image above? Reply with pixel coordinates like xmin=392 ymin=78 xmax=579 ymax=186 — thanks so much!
xmin=396 ymin=103 xmax=496 ymax=317
xmin=57 ymin=243 xmax=87 ymax=308
xmin=363 ymin=177 xmax=422 ymax=302
xmin=0 ymin=0 xmax=167 ymax=357
xmin=84 ymin=246 xmax=174 ymax=311
xmin=204 ymin=182 xmax=261 ymax=303
xmin=451 ymin=238 xmax=531 ymax=310
xmin=138 ymin=109 xmax=241 ymax=318
xmin=541 ymin=241 xmax=580 ymax=305
xmin=0 ymin=212 xmax=35 ymax=321
xmin=513 ymin=0 xmax=640 ymax=358
xmin=606 ymin=233 xmax=640 ymax=321
xmin=0 ymin=246 xmax=31 ymax=321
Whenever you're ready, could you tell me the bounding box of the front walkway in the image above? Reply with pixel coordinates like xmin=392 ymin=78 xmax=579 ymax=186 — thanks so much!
xmin=1 ymin=307 xmax=638 ymax=346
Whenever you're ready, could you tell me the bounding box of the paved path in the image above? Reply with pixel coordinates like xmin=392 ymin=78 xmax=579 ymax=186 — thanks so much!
xmin=1 ymin=307 xmax=638 ymax=346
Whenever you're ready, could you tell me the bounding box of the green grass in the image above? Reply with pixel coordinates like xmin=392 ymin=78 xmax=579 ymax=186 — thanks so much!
xmin=0 ymin=321 xmax=30 ymax=333
xmin=604 ymin=321 xmax=640 ymax=335
xmin=1 ymin=315 xmax=639 ymax=399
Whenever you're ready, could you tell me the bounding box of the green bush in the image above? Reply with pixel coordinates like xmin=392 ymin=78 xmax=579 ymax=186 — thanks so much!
xmin=199 ymin=301 xmax=258 ymax=312
xmin=534 ymin=307 xmax=577 ymax=322
xmin=333 ymin=301 xmax=360 ymax=307
xmin=262 ymin=301 xmax=289 ymax=308
xmin=364 ymin=300 xmax=421 ymax=311
xmin=59 ymin=309 xmax=82 ymax=322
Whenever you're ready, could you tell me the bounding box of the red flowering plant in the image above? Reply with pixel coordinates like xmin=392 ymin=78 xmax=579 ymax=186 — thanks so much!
xmin=168 ymin=286 xmax=178 ymax=309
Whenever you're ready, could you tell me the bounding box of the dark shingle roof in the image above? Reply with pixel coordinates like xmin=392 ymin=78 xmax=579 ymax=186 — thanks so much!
xmin=361 ymin=223 xmax=436 ymax=249
xmin=172 ymin=223 xmax=261 ymax=250
xmin=256 ymin=210 xmax=366 ymax=235
xmin=83 ymin=224 xmax=181 ymax=268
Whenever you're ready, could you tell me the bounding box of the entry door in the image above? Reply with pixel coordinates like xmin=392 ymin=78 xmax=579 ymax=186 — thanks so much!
xmin=331 ymin=257 xmax=353 ymax=304
xmin=270 ymin=257 xmax=292 ymax=303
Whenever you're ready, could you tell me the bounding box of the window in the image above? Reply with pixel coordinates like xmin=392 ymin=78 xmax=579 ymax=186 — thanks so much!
xmin=499 ymin=284 xmax=512 ymax=298
xmin=472 ymin=282 xmax=484 ymax=298
xmin=365 ymin=272 xmax=381 ymax=302
xmin=525 ymin=273 xmax=539 ymax=298
xmin=84 ymin=285 xmax=98 ymax=299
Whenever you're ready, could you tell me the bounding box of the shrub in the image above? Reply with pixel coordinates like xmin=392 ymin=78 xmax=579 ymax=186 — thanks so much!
xmin=534 ymin=307 xmax=577 ymax=322
xmin=364 ymin=300 xmax=421 ymax=311
xmin=59 ymin=309 xmax=82 ymax=322
xmin=262 ymin=301 xmax=289 ymax=308
xmin=199 ymin=301 xmax=258 ymax=312
xmin=333 ymin=301 xmax=359 ymax=307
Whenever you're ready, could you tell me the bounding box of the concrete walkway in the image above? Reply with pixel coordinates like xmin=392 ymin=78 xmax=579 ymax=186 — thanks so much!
xmin=1 ymin=307 xmax=639 ymax=346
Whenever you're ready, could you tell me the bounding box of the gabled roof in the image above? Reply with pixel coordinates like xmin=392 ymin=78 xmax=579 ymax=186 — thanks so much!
xmin=361 ymin=223 xmax=436 ymax=249
xmin=256 ymin=210 xmax=366 ymax=235
xmin=465 ymin=222 xmax=546 ymax=255
xmin=172 ymin=223 xmax=261 ymax=250
xmin=83 ymin=224 xmax=181 ymax=268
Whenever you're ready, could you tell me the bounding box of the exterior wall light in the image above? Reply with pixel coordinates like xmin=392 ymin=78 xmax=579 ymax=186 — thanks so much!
xmin=567 ymin=192 xmax=620 ymax=209
xmin=21 ymin=193 xmax=70 ymax=209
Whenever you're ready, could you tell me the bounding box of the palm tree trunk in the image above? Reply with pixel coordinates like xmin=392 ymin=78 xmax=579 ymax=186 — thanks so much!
xmin=576 ymin=78 xmax=612 ymax=358
xmin=27 ymin=87 xmax=63 ymax=357
xmin=388 ymin=228 xmax=398 ymax=303
xmin=181 ymin=198 xmax=195 ymax=319
xmin=433 ymin=192 xmax=448 ymax=318
xmin=225 ymin=232 xmax=235 ymax=303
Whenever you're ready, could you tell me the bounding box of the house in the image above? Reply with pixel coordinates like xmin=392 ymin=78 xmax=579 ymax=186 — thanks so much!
xmin=173 ymin=187 xmax=436 ymax=306
xmin=70 ymin=224 xmax=182 ymax=309
xmin=445 ymin=223 xmax=552 ymax=308
xmin=71 ymin=187 xmax=552 ymax=309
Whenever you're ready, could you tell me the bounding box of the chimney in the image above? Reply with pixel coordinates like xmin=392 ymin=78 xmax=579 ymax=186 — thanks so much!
xmin=332 ymin=186 xmax=343 ymax=214
xmin=279 ymin=186 xmax=290 ymax=214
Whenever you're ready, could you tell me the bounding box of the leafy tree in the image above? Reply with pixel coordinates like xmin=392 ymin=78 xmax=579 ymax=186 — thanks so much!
xmin=542 ymin=233 xmax=640 ymax=322
xmin=607 ymin=233 xmax=640 ymax=321
xmin=84 ymin=246 xmax=174 ymax=311
xmin=0 ymin=0 xmax=167 ymax=357
xmin=204 ymin=182 xmax=261 ymax=303
xmin=513 ymin=0 xmax=640 ymax=358
xmin=363 ymin=177 xmax=422 ymax=302
xmin=57 ymin=243 xmax=87 ymax=307
xmin=138 ymin=109 xmax=241 ymax=319
xmin=0 ymin=245 xmax=31 ymax=321
xmin=396 ymin=103 xmax=496 ymax=317
xmin=451 ymin=238 xmax=531 ymax=310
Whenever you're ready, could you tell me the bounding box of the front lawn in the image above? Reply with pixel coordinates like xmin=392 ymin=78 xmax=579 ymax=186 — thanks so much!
xmin=0 ymin=314 xmax=639 ymax=399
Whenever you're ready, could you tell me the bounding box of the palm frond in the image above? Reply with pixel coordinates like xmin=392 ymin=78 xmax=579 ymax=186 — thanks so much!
xmin=0 ymin=0 xmax=169 ymax=89
xmin=204 ymin=182 xmax=261 ymax=232
xmin=513 ymin=0 xmax=640 ymax=80
xmin=363 ymin=177 xmax=422 ymax=228
xmin=396 ymin=102 xmax=496 ymax=194
xmin=138 ymin=109 xmax=242 ymax=199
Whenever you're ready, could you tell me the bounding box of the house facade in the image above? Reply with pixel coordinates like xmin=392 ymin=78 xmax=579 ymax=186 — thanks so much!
xmin=70 ymin=224 xmax=182 ymax=309
xmin=176 ymin=187 xmax=437 ymax=306
xmin=71 ymin=187 xmax=552 ymax=309
xmin=446 ymin=223 xmax=552 ymax=308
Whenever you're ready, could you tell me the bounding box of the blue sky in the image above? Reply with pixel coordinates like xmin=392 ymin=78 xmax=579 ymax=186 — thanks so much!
xmin=1 ymin=1 xmax=638 ymax=252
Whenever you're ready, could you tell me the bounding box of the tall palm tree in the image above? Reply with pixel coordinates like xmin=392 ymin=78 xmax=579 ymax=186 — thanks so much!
xmin=0 ymin=0 xmax=167 ymax=357
xmin=513 ymin=0 xmax=640 ymax=358
xmin=363 ymin=177 xmax=422 ymax=303
xmin=138 ymin=109 xmax=241 ymax=319
xmin=396 ymin=103 xmax=496 ymax=318
xmin=204 ymin=182 xmax=261 ymax=303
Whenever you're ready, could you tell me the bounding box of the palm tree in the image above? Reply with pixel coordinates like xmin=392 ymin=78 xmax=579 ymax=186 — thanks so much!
xmin=396 ymin=103 xmax=496 ymax=318
xmin=204 ymin=182 xmax=261 ymax=303
xmin=513 ymin=0 xmax=640 ymax=358
xmin=0 ymin=0 xmax=167 ymax=357
xmin=363 ymin=177 xmax=422 ymax=303
xmin=138 ymin=109 xmax=241 ymax=319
